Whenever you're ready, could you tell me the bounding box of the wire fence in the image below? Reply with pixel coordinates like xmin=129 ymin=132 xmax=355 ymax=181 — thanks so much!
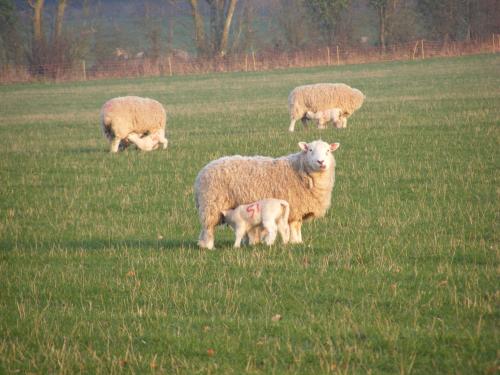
xmin=1 ymin=36 xmax=499 ymax=84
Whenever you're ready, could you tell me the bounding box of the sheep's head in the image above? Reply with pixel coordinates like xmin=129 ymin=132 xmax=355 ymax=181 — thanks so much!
xmin=298 ymin=140 xmax=340 ymax=172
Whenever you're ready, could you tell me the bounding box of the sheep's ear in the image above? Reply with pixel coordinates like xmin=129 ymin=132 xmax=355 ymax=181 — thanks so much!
xmin=330 ymin=143 xmax=340 ymax=152
xmin=298 ymin=142 xmax=308 ymax=152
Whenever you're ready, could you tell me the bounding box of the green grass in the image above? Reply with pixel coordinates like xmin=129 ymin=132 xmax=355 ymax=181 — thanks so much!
xmin=0 ymin=54 xmax=498 ymax=374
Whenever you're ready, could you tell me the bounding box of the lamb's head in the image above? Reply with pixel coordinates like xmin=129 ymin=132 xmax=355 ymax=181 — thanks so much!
xmin=298 ymin=140 xmax=340 ymax=172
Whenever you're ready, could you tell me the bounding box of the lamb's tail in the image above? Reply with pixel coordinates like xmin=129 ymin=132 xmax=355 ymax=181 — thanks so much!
xmin=281 ymin=201 xmax=290 ymax=223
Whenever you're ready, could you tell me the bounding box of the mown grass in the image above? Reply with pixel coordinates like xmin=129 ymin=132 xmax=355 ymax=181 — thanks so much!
xmin=0 ymin=54 xmax=498 ymax=374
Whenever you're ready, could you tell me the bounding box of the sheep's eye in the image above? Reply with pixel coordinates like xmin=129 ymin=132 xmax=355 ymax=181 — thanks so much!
xmin=309 ymin=149 xmax=312 ymax=152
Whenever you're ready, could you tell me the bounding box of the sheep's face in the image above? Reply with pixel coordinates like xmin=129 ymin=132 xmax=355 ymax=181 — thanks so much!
xmin=299 ymin=140 xmax=340 ymax=172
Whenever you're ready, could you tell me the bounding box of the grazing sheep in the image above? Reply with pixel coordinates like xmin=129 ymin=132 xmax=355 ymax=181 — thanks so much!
xmin=222 ymin=198 xmax=290 ymax=248
xmin=306 ymin=108 xmax=344 ymax=129
xmin=100 ymin=96 xmax=168 ymax=152
xmin=288 ymin=83 xmax=365 ymax=132
xmin=194 ymin=140 xmax=340 ymax=249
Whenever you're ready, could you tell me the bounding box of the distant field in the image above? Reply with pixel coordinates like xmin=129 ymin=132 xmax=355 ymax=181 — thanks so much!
xmin=0 ymin=54 xmax=498 ymax=374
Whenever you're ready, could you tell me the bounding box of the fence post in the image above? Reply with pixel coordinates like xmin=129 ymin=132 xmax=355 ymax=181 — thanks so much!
xmin=245 ymin=54 xmax=248 ymax=72
xmin=168 ymin=56 xmax=172 ymax=76
xmin=336 ymin=45 xmax=340 ymax=65
xmin=82 ymin=60 xmax=86 ymax=81
xmin=421 ymin=40 xmax=425 ymax=59
xmin=412 ymin=40 xmax=419 ymax=60
xmin=493 ymin=34 xmax=496 ymax=53
xmin=252 ymin=51 xmax=256 ymax=71
xmin=327 ymin=47 xmax=331 ymax=66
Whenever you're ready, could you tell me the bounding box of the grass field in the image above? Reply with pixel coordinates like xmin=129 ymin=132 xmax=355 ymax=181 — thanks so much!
xmin=0 ymin=54 xmax=498 ymax=374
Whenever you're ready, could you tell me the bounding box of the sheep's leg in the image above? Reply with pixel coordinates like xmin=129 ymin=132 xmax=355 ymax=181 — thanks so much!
xmin=277 ymin=218 xmax=290 ymax=244
xmin=289 ymin=221 xmax=303 ymax=244
xmin=341 ymin=117 xmax=347 ymax=128
xmin=263 ymin=221 xmax=278 ymax=246
xmin=288 ymin=118 xmax=297 ymax=132
xmin=198 ymin=226 xmax=215 ymax=250
xmin=247 ymin=227 xmax=261 ymax=245
xmin=110 ymin=137 xmax=122 ymax=153
xmin=301 ymin=117 xmax=309 ymax=129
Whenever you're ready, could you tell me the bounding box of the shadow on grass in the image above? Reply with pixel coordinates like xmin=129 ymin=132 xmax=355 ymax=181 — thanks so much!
xmin=0 ymin=238 xmax=199 ymax=252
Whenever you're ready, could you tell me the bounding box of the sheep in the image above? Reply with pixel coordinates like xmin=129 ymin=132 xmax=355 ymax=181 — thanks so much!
xmin=306 ymin=108 xmax=344 ymax=129
xmin=288 ymin=83 xmax=365 ymax=132
xmin=100 ymin=96 xmax=168 ymax=152
xmin=194 ymin=140 xmax=340 ymax=249
xmin=222 ymin=198 xmax=290 ymax=248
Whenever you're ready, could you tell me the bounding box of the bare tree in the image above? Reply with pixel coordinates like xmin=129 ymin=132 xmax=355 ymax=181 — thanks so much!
xmin=188 ymin=0 xmax=238 ymax=57
xmin=369 ymin=0 xmax=388 ymax=51
xmin=305 ymin=0 xmax=350 ymax=45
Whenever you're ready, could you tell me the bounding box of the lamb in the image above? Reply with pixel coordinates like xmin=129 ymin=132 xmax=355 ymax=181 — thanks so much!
xmin=306 ymin=108 xmax=344 ymax=129
xmin=288 ymin=83 xmax=365 ymax=132
xmin=100 ymin=96 xmax=168 ymax=152
xmin=222 ymin=198 xmax=290 ymax=248
xmin=194 ymin=140 xmax=340 ymax=249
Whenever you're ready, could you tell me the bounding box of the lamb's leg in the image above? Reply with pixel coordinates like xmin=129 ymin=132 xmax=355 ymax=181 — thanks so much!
xmin=198 ymin=226 xmax=215 ymax=250
xmin=127 ymin=133 xmax=155 ymax=151
xmin=157 ymin=128 xmax=168 ymax=149
xmin=277 ymin=218 xmax=290 ymax=244
xmin=341 ymin=117 xmax=347 ymax=128
xmin=289 ymin=221 xmax=303 ymax=244
xmin=263 ymin=221 xmax=278 ymax=246
xmin=110 ymin=137 xmax=122 ymax=153
xmin=233 ymin=225 xmax=247 ymax=248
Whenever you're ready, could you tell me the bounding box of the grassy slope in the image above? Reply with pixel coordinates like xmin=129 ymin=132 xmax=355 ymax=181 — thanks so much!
xmin=0 ymin=54 xmax=498 ymax=374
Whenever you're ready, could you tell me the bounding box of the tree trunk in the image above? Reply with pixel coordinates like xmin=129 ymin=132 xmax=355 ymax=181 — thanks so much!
xmin=54 ymin=0 xmax=67 ymax=43
xmin=28 ymin=0 xmax=45 ymax=46
xmin=378 ymin=5 xmax=386 ymax=52
xmin=188 ymin=0 xmax=206 ymax=56
xmin=219 ymin=0 xmax=237 ymax=56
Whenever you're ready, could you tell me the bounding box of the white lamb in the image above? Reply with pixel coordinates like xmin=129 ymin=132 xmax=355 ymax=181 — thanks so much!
xmin=100 ymin=96 xmax=168 ymax=153
xmin=222 ymin=198 xmax=290 ymax=248
xmin=306 ymin=108 xmax=345 ymax=129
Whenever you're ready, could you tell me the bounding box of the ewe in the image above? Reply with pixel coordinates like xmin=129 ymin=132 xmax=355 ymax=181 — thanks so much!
xmin=195 ymin=140 xmax=340 ymax=249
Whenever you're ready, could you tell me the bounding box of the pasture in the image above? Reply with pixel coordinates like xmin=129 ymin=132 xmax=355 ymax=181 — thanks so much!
xmin=0 ymin=54 xmax=498 ymax=374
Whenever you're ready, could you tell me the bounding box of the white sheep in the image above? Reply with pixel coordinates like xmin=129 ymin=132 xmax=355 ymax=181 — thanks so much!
xmin=194 ymin=140 xmax=340 ymax=249
xmin=100 ymin=96 xmax=168 ymax=152
xmin=222 ymin=198 xmax=290 ymax=248
xmin=288 ymin=83 xmax=365 ymax=132
xmin=306 ymin=108 xmax=344 ymax=129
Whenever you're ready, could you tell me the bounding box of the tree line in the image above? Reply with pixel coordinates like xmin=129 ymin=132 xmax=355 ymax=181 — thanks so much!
xmin=0 ymin=0 xmax=498 ymax=73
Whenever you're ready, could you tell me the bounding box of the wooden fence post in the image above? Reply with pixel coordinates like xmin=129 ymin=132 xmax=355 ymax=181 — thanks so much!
xmin=168 ymin=57 xmax=172 ymax=76
xmin=412 ymin=40 xmax=419 ymax=60
xmin=245 ymin=54 xmax=248 ymax=72
xmin=336 ymin=45 xmax=340 ymax=65
xmin=421 ymin=39 xmax=425 ymax=59
xmin=82 ymin=60 xmax=86 ymax=81
xmin=493 ymin=34 xmax=496 ymax=53
xmin=327 ymin=47 xmax=331 ymax=66
xmin=252 ymin=51 xmax=256 ymax=71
